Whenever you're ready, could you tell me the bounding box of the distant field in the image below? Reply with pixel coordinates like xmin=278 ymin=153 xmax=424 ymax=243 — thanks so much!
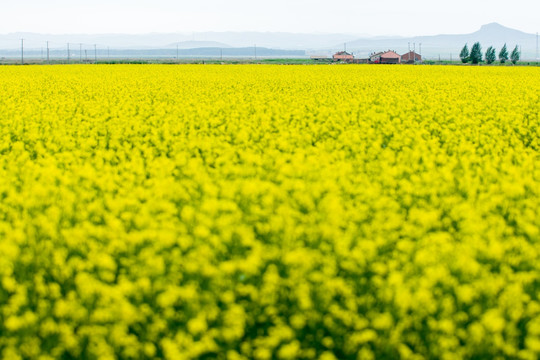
xmin=0 ymin=65 xmax=539 ymax=359
xmin=1 ymin=57 xmax=540 ymax=65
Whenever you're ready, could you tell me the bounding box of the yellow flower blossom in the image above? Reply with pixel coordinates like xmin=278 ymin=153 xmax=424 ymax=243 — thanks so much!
xmin=0 ymin=64 xmax=538 ymax=359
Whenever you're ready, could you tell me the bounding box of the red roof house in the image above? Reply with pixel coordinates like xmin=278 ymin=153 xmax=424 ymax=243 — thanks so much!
xmin=333 ymin=51 xmax=354 ymax=62
xmin=370 ymin=50 xmax=401 ymax=64
xmin=401 ymin=51 xmax=422 ymax=63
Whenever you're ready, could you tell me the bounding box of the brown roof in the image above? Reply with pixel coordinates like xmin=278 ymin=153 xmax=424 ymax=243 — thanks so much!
xmin=334 ymin=51 xmax=352 ymax=56
xmin=401 ymin=51 xmax=421 ymax=60
xmin=380 ymin=50 xmax=400 ymax=59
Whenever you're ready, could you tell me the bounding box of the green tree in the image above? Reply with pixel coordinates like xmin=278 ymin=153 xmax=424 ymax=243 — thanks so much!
xmin=499 ymin=44 xmax=508 ymax=64
xmin=470 ymin=42 xmax=482 ymax=64
xmin=460 ymin=44 xmax=470 ymax=63
xmin=511 ymin=45 xmax=520 ymax=64
xmin=485 ymin=46 xmax=496 ymax=64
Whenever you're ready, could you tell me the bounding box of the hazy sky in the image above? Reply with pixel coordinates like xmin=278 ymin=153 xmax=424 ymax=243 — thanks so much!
xmin=1 ymin=0 xmax=538 ymax=36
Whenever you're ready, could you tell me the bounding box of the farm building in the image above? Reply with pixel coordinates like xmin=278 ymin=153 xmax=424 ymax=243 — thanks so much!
xmin=332 ymin=51 xmax=354 ymax=62
xmin=352 ymin=58 xmax=370 ymax=64
xmin=310 ymin=55 xmax=331 ymax=62
xmin=369 ymin=50 xmax=401 ymax=64
xmin=401 ymin=51 xmax=422 ymax=64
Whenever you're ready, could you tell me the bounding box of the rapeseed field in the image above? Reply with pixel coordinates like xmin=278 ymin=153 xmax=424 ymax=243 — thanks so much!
xmin=0 ymin=64 xmax=539 ymax=359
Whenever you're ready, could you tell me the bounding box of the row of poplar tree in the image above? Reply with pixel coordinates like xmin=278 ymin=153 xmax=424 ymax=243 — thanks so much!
xmin=459 ymin=43 xmax=520 ymax=64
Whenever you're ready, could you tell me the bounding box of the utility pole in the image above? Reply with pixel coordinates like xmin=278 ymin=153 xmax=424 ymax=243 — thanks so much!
xmin=21 ymin=39 xmax=24 ymax=65
xmin=107 ymin=47 xmax=110 ymax=59
xmin=94 ymin=44 xmax=97 ymax=63
xmin=536 ymin=32 xmax=539 ymax=60
xmin=536 ymin=31 xmax=540 ymax=62
xmin=47 ymin=41 xmax=50 ymax=64
xmin=220 ymin=48 xmax=223 ymax=61
xmin=67 ymin=43 xmax=70 ymax=63
xmin=85 ymin=49 xmax=87 ymax=62
xmin=254 ymin=44 xmax=257 ymax=60
xmin=79 ymin=43 xmax=82 ymax=62
xmin=419 ymin=43 xmax=421 ymax=63
xmin=344 ymin=42 xmax=347 ymax=52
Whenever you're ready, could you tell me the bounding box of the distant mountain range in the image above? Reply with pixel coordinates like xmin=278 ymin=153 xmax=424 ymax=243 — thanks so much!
xmin=0 ymin=32 xmax=359 ymax=50
xmin=0 ymin=23 xmax=537 ymax=60
xmin=338 ymin=23 xmax=538 ymax=59
xmin=170 ymin=41 xmax=232 ymax=49
xmin=0 ymin=46 xmax=305 ymax=60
